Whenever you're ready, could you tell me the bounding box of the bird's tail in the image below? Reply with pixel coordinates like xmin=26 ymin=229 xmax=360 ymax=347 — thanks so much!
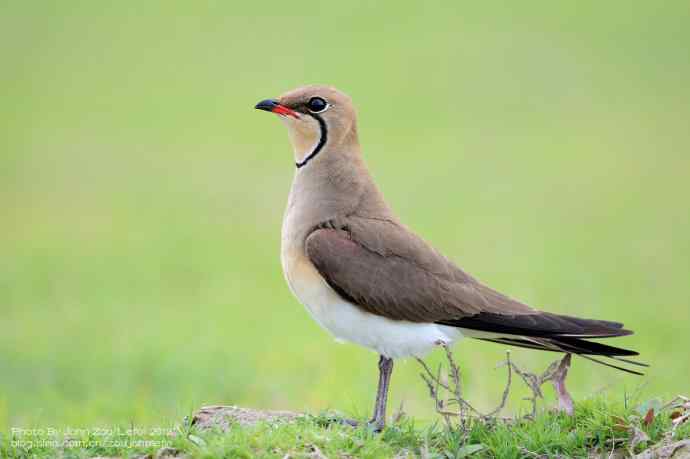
xmin=437 ymin=312 xmax=647 ymax=375
xmin=475 ymin=335 xmax=646 ymax=375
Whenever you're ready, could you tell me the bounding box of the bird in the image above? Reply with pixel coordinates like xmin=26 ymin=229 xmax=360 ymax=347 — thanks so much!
xmin=254 ymin=85 xmax=645 ymax=431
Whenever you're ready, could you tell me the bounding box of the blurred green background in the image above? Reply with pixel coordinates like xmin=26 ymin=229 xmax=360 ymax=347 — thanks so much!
xmin=2 ymin=1 xmax=689 ymax=430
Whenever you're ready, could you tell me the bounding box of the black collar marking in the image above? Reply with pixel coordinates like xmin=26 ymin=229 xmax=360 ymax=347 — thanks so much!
xmin=296 ymin=113 xmax=328 ymax=169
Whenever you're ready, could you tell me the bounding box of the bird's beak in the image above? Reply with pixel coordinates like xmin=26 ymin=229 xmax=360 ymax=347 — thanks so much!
xmin=254 ymin=99 xmax=300 ymax=119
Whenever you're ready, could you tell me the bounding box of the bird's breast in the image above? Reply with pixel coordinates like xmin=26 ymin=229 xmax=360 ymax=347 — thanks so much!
xmin=279 ymin=180 xmax=462 ymax=359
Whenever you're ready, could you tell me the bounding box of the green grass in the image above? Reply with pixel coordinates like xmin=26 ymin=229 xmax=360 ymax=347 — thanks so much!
xmin=3 ymin=398 xmax=689 ymax=458
xmin=2 ymin=0 xmax=690 ymax=437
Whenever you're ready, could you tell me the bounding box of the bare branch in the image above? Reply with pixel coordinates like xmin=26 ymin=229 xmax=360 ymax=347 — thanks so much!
xmin=484 ymin=351 xmax=513 ymax=418
xmin=416 ymin=346 xmax=576 ymax=429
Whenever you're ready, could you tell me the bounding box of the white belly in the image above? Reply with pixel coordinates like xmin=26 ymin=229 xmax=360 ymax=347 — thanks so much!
xmin=281 ymin=247 xmax=463 ymax=359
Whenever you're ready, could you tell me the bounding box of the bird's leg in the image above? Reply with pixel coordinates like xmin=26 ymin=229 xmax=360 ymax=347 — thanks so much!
xmin=368 ymin=355 xmax=394 ymax=431
xmin=328 ymin=355 xmax=394 ymax=430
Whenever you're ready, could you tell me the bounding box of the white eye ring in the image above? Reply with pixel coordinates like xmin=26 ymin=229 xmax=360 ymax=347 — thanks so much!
xmin=306 ymin=96 xmax=330 ymax=114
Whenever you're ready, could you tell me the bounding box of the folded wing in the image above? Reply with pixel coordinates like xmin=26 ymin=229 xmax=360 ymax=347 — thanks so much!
xmin=305 ymin=220 xmax=644 ymax=374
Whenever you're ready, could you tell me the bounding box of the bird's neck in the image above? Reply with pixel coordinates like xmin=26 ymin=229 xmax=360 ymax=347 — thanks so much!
xmin=284 ymin=144 xmax=393 ymax=240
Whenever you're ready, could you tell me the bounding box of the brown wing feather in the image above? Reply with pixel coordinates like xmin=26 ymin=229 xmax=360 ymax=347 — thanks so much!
xmin=304 ymin=219 xmax=536 ymax=323
xmin=304 ymin=221 xmax=642 ymax=373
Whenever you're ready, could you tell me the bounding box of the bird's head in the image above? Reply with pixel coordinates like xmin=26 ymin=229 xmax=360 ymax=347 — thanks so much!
xmin=255 ymin=85 xmax=358 ymax=168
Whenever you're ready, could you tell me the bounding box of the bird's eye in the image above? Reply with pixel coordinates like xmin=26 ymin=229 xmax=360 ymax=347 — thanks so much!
xmin=307 ymin=97 xmax=328 ymax=113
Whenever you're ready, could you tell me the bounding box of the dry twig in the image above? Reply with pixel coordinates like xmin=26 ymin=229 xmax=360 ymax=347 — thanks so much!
xmin=416 ymin=342 xmax=575 ymax=430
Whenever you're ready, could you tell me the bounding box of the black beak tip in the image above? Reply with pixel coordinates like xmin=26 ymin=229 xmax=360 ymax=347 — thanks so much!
xmin=255 ymin=98 xmax=278 ymax=112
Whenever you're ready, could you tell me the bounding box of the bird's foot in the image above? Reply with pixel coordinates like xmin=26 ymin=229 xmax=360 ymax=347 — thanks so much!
xmin=321 ymin=415 xmax=360 ymax=428
xmin=338 ymin=417 xmax=360 ymax=428
xmin=323 ymin=416 xmax=385 ymax=432
xmin=366 ymin=417 xmax=385 ymax=432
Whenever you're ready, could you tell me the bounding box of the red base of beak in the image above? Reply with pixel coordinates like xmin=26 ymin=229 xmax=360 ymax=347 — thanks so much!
xmin=255 ymin=99 xmax=300 ymax=119
xmin=272 ymin=105 xmax=300 ymax=119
